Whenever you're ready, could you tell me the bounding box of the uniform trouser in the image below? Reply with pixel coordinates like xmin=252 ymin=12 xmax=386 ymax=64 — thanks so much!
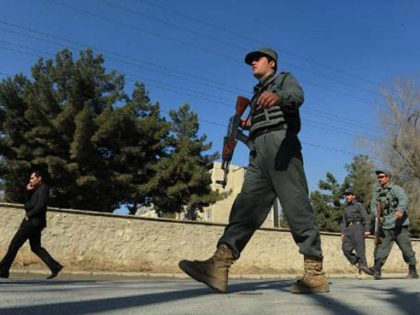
xmin=0 ymin=219 xmax=61 ymax=274
xmin=217 ymin=130 xmax=322 ymax=260
xmin=342 ymin=224 xmax=367 ymax=266
xmin=374 ymin=226 xmax=417 ymax=269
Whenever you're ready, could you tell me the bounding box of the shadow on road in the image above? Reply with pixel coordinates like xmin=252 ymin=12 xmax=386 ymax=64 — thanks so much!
xmin=0 ymin=278 xmax=418 ymax=315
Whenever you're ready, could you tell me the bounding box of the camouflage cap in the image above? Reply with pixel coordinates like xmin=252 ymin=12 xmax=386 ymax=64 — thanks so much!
xmin=375 ymin=170 xmax=392 ymax=177
xmin=245 ymin=48 xmax=278 ymax=65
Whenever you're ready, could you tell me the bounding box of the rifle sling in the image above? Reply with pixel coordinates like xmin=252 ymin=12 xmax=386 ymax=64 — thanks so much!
xmin=236 ymin=132 xmax=255 ymax=152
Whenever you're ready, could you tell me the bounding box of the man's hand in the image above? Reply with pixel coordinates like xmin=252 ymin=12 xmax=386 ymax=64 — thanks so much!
xmin=340 ymin=234 xmax=344 ymax=242
xmin=364 ymin=231 xmax=370 ymax=237
xmin=395 ymin=210 xmax=404 ymax=220
xmin=240 ymin=118 xmax=251 ymax=129
xmin=257 ymin=91 xmax=280 ymax=109
xmin=26 ymin=183 xmax=34 ymax=190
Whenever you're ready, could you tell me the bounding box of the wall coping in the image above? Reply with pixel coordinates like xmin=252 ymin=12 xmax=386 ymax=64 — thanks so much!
xmin=2 ymin=202 xmax=418 ymax=241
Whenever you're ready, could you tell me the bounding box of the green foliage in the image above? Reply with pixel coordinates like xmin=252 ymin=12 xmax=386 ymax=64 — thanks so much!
xmin=0 ymin=49 xmax=220 ymax=214
xmin=147 ymin=104 xmax=221 ymax=216
xmin=311 ymin=155 xmax=381 ymax=233
xmin=310 ymin=172 xmax=343 ymax=232
xmin=0 ymin=180 xmax=5 ymax=201
xmin=342 ymin=155 xmax=376 ymax=209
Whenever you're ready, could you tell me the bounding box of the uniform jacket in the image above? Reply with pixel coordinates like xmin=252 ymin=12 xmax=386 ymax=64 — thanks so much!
xmin=340 ymin=201 xmax=370 ymax=234
xmin=249 ymin=71 xmax=304 ymax=137
xmin=370 ymin=182 xmax=409 ymax=229
xmin=24 ymin=183 xmax=49 ymax=229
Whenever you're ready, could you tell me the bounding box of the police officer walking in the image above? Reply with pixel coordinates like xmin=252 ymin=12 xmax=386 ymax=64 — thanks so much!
xmin=370 ymin=170 xmax=418 ymax=279
xmin=340 ymin=189 xmax=372 ymax=275
xmin=179 ymin=48 xmax=329 ymax=294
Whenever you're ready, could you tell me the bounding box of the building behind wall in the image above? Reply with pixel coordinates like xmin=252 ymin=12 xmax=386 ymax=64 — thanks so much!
xmin=201 ymin=162 xmax=280 ymax=228
xmin=135 ymin=162 xmax=282 ymax=227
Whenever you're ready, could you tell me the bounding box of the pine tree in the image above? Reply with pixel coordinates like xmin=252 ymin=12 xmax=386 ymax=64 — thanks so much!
xmin=0 ymin=49 xmax=155 ymax=211
xmin=342 ymin=155 xmax=376 ymax=209
xmin=1 ymin=48 xmax=221 ymax=215
xmin=148 ymin=104 xmax=221 ymax=217
xmin=0 ymin=75 xmax=33 ymax=201
xmin=310 ymin=172 xmax=343 ymax=232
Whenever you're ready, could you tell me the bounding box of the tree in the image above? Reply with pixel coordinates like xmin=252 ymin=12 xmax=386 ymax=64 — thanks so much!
xmin=301 ymin=155 xmax=378 ymax=233
xmin=95 ymin=83 xmax=171 ymax=214
xmin=342 ymin=155 xmax=376 ymax=209
xmin=0 ymin=75 xmax=37 ymax=200
xmin=0 ymin=180 xmax=5 ymax=201
xmin=0 ymin=49 xmax=168 ymax=212
xmin=373 ymin=78 xmax=420 ymax=236
xmin=310 ymin=172 xmax=343 ymax=232
xmin=0 ymin=49 xmax=221 ymax=215
xmin=0 ymin=49 xmax=132 ymax=211
xmin=147 ymin=104 xmax=221 ymax=218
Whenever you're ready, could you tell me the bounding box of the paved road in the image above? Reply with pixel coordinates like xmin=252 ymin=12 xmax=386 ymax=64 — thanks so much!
xmin=0 ymin=273 xmax=419 ymax=315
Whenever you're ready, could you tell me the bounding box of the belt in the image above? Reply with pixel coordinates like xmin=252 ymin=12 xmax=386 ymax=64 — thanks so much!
xmin=347 ymin=221 xmax=361 ymax=226
xmin=250 ymin=123 xmax=287 ymax=139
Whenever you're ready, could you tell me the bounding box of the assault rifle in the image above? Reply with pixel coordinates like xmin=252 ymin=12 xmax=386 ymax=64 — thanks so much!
xmin=216 ymin=96 xmax=255 ymax=188
xmin=374 ymin=200 xmax=382 ymax=246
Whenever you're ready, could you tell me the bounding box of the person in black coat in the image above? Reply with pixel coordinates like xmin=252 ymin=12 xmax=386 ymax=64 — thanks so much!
xmin=0 ymin=171 xmax=63 ymax=279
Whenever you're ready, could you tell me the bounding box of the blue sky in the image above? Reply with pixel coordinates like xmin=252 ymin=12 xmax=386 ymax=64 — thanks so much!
xmin=1 ymin=0 xmax=419 ymax=213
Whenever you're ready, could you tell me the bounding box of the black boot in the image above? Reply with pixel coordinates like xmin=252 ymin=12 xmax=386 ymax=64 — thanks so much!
xmin=47 ymin=264 xmax=63 ymax=279
xmin=0 ymin=265 xmax=9 ymax=279
xmin=358 ymin=263 xmax=374 ymax=276
xmin=373 ymin=267 xmax=381 ymax=280
xmin=368 ymin=266 xmax=381 ymax=279
xmin=370 ymin=259 xmax=383 ymax=280
xmin=406 ymin=265 xmax=419 ymax=279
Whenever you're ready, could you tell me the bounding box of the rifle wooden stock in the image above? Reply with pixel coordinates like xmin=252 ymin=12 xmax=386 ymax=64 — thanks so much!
xmin=374 ymin=200 xmax=382 ymax=246
xmin=236 ymin=96 xmax=249 ymax=114
xmin=216 ymin=96 xmax=250 ymax=188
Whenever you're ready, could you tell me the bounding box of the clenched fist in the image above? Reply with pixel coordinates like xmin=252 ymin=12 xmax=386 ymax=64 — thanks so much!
xmin=257 ymin=91 xmax=280 ymax=109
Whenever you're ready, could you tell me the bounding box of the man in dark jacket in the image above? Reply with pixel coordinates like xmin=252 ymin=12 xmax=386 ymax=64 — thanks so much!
xmin=0 ymin=171 xmax=63 ymax=279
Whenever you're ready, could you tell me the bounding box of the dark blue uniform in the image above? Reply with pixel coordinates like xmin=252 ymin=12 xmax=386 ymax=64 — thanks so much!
xmin=341 ymin=201 xmax=370 ymax=268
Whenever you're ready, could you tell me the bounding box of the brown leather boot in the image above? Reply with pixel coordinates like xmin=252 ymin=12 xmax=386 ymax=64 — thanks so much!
xmin=179 ymin=244 xmax=234 ymax=293
xmin=290 ymin=256 xmax=330 ymax=294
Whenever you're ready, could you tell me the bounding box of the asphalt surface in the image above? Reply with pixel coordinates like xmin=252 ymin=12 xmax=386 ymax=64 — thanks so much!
xmin=0 ymin=273 xmax=419 ymax=315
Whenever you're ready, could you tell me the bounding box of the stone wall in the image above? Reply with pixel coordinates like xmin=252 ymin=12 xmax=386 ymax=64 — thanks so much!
xmin=1 ymin=203 xmax=418 ymax=276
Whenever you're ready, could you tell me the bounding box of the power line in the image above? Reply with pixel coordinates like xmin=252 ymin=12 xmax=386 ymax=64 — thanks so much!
xmin=0 ymin=22 xmax=387 ymax=135
xmin=135 ymin=0 xmax=390 ymax=92
xmin=42 ymin=0 xmax=239 ymax=63
xmin=0 ymin=67 xmax=370 ymax=157
xmin=97 ymin=0 xmax=247 ymax=52
xmin=0 ymin=20 xmax=248 ymax=95
xmin=44 ymin=0 xmax=387 ymax=100
xmin=0 ymin=41 xmax=54 ymax=59
xmin=0 ymin=41 xmax=389 ymax=140
xmin=301 ymin=141 xmax=362 ymax=156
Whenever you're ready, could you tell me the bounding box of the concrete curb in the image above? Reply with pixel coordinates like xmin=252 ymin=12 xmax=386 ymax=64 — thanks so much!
xmin=8 ymin=268 xmax=408 ymax=280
